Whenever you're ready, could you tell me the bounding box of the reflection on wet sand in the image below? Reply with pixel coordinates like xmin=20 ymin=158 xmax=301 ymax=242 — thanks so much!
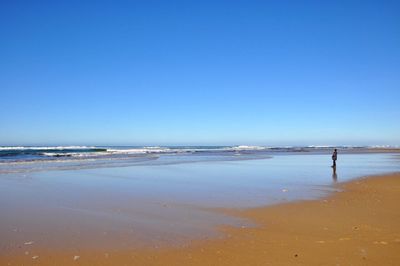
xmin=332 ymin=166 xmax=338 ymax=182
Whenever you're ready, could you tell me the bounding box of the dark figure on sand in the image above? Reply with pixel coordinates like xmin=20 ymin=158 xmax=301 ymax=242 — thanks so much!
xmin=332 ymin=149 xmax=338 ymax=168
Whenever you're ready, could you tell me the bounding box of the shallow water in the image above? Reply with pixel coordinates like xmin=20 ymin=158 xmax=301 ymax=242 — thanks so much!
xmin=0 ymin=152 xmax=399 ymax=252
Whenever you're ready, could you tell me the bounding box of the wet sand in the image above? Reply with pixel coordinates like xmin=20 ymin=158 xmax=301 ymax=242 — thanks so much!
xmin=1 ymin=172 xmax=399 ymax=265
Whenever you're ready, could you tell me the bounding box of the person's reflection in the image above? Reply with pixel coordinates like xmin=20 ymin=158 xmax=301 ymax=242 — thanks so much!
xmin=332 ymin=166 xmax=338 ymax=182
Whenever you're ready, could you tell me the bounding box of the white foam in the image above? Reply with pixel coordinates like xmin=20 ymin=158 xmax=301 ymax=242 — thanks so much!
xmin=224 ymin=145 xmax=268 ymax=151
xmin=42 ymin=152 xmax=109 ymax=157
xmin=107 ymin=147 xmax=172 ymax=154
xmin=369 ymin=145 xmax=399 ymax=148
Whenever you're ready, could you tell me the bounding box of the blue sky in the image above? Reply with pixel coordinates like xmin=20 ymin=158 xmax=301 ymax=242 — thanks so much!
xmin=1 ymin=0 xmax=399 ymax=146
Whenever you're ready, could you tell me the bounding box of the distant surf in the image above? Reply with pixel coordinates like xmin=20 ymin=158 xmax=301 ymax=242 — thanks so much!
xmin=0 ymin=145 xmax=270 ymax=161
xmin=0 ymin=145 xmax=394 ymax=174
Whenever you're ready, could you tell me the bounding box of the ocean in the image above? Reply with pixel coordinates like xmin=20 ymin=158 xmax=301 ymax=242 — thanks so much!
xmin=0 ymin=145 xmax=383 ymax=174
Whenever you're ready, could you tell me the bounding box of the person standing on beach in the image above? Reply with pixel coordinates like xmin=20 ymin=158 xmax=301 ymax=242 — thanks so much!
xmin=332 ymin=149 xmax=338 ymax=167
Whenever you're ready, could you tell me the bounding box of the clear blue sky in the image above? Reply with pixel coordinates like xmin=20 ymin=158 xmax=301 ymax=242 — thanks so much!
xmin=1 ymin=0 xmax=399 ymax=146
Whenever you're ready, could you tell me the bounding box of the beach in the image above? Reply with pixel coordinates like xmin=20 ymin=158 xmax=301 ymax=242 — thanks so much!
xmin=3 ymin=0 xmax=399 ymax=264
xmin=1 ymin=173 xmax=399 ymax=265
xmin=1 ymin=151 xmax=400 ymax=265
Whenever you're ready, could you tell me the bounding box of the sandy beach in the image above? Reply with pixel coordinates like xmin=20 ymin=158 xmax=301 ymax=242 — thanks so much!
xmin=3 ymin=0 xmax=399 ymax=264
xmin=1 ymin=172 xmax=399 ymax=265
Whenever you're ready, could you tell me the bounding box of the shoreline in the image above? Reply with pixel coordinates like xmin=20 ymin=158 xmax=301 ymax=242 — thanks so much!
xmin=2 ymin=148 xmax=399 ymax=175
xmin=1 ymin=172 xmax=400 ymax=265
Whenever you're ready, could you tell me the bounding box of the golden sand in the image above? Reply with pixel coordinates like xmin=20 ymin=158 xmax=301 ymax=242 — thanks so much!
xmin=1 ymin=173 xmax=400 ymax=265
